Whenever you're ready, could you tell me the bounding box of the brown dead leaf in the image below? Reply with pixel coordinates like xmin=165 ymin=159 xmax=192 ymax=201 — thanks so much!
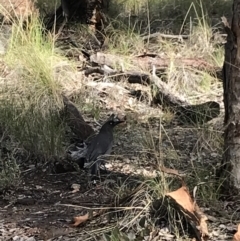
xmin=166 ymin=185 xmax=209 ymax=241
xmin=167 ymin=186 xmax=195 ymax=213
xmin=233 ymin=224 xmax=240 ymax=241
xmin=72 ymin=213 xmax=89 ymax=227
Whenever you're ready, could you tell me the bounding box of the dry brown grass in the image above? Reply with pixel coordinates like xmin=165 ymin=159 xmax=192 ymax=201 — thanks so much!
xmin=0 ymin=0 xmax=227 ymax=239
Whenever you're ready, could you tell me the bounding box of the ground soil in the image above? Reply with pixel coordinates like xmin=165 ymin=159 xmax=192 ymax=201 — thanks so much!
xmin=1 ymin=114 xmax=238 ymax=241
xmin=0 ymin=9 xmax=239 ymax=240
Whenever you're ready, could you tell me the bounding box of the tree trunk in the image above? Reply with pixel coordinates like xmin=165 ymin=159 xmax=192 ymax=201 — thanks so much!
xmin=45 ymin=0 xmax=106 ymax=31
xmin=220 ymin=1 xmax=240 ymax=195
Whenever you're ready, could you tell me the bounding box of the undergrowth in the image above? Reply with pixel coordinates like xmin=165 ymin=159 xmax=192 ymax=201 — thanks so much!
xmin=0 ymin=0 xmax=228 ymax=239
xmin=0 ymin=14 xmax=81 ymax=159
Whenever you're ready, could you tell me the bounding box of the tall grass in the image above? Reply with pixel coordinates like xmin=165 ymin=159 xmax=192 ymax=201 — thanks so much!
xmin=0 ymin=14 xmax=80 ymax=159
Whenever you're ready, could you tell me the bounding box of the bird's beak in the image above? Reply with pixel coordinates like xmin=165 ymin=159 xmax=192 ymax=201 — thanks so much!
xmin=108 ymin=113 xmax=126 ymax=126
xmin=113 ymin=115 xmax=126 ymax=125
xmin=116 ymin=119 xmax=125 ymax=125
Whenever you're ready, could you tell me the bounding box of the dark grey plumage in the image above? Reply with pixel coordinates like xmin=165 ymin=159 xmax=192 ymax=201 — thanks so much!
xmin=85 ymin=114 xmax=124 ymax=177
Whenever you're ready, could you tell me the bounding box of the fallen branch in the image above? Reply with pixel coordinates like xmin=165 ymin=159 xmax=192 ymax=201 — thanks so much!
xmin=142 ymin=32 xmax=189 ymax=42
xmin=150 ymin=67 xmax=220 ymax=124
xmin=85 ymin=66 xmax=151 ymax=84
xmin=90 ymin=52 xmax=218 ymax=72
xmin=85 ymin=58 xmax=220 ymax=124
xmin=150 ymin=69 xmax=188 ymax=108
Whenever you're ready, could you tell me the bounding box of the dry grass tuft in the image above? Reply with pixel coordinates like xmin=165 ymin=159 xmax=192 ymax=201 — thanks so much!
xmin=0 ymin=14 xmax=84 ymax=158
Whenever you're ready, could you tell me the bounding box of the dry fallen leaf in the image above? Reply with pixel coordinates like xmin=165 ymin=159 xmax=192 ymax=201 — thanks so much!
xmin=72 ymin=213 xmax=89 ymax=227
xmin=71 ymin=183 xmax=80 ymax=193
xmin=167 ymin=186 xmax=194 ymax=213
xmin=166 ymin=185 xmax=209 ymax=241
xmin=233 ymin=224 xmax=240 ymax=241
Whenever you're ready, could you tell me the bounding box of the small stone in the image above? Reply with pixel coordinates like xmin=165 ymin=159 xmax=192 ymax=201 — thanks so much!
xmin=13 ymin=236 xmax=20 ymax=241
xmin=218 ymin=234 xmax=228 ymax=240
xmin=35 ymin=185 xmax=42 ymax=189
xmin=160 ymin=227 xmax=169 ymax=233
xmin=219 ymin=224 xmax=226 ymax=229
xmin=26 ymin=237 xmax=36 ymax=241
xmin=71 ymin=184 xmax=80 ymax=191
xmin=105 ymin=163 xmax=113 ymax=169
xmin=123 ymin=158 xmax=130 ymax=164
xmin=127 ymin=231 xmax=136 ymax=240
xmin=212 ymin=230 xmax=220 ymax=237
xmin=12 ymin=237 xmax=25 ymax=241
xmin=164 ymin=234 xmax=174 ymax=240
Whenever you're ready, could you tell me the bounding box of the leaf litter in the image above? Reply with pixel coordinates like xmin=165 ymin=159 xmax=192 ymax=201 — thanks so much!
xmin=0 ymin=15 xmax=238 ymax=241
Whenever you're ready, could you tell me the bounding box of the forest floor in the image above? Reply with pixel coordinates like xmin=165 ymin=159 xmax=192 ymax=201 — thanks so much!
xmin=0 ymin=0 xmax=239 ymax=240
xmin=0 ymin=73 xmax=235 ymax=241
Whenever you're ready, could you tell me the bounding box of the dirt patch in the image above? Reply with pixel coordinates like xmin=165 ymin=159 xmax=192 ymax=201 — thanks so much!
xmin=0 ymin=163 xmax=143 ymax=240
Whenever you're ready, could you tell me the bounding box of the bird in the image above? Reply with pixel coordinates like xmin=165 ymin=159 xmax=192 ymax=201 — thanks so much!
xmin=84 ymin=114 xmax=125 ymax=179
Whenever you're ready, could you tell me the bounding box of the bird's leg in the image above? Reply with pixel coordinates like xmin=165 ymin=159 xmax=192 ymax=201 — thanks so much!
xmin=97 ymin=158 xmax=110 ymax=175
xmin=89 ymin=160 xmax=100 ymax=182
xmin=97 ymin=161 xmax=101 ymax=182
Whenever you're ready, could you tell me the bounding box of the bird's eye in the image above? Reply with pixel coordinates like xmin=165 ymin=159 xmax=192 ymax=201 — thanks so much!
xmin=110 ymin=121 xmax=113 ymax=125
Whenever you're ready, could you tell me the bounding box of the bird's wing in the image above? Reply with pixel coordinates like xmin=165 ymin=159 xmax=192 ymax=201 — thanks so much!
xmin=86 ymin=133 xmax=113 ymax=162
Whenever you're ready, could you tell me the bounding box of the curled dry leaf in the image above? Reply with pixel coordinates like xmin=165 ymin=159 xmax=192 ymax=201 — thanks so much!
xmin=72 ymin=213 xmax=89 ymax=227
xmin=71 ymin=183 xmax=80 ymax=193
xmin=233 ymin=224 xmax=240 ymax=241
xmin=166 ymin=185 xmax=209 ymax=241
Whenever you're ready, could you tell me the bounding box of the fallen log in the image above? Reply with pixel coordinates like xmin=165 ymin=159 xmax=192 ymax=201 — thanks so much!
xmin=150 ymin=67 xmax=220 ymax=124
xmin=86 ymin=56 xmax=221 ymax=124
xmin=175 ymin=101 xmax=220 ymax=124
xmin=141 ymin=32 xmax=189 ymax=42
xmin=151 ymin=69 xmax=188 ymax=108
xmin=84 ymin=66 xmax=151 ymax=84
xmin=90 ymin=52 xmax=218 ymax=73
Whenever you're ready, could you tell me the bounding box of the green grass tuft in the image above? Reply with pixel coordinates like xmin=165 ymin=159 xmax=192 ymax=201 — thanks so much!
xmin=0 ymin=15 xmax=79 ymax=159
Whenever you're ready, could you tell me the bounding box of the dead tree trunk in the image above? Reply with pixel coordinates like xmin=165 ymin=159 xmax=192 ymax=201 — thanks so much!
xmin=220 ymin=1 xmax=240 ymax=195
xmin=45 ymin=0 xmax=106 ymax=32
